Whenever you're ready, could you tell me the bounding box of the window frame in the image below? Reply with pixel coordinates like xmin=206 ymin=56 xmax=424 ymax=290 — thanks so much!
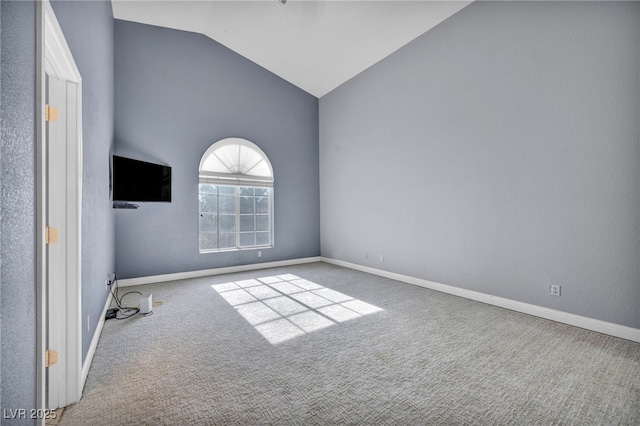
xmin=198 ymin=138 xmax=274 ymax=253
xmin=199 ymin=184 xmax=274 ymax=253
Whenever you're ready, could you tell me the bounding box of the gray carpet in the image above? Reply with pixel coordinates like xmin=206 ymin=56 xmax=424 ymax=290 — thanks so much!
xmin=60 ymin=262 xmax=640 ymax=425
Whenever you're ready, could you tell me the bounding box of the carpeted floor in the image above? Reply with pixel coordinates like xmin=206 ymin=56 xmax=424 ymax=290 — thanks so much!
xmin=59 ymin=262 xmax=640 ymax=425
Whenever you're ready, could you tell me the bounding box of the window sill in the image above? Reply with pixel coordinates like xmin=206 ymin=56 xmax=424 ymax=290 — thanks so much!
xmin=199 ymin=245 xmax=273 ymax=254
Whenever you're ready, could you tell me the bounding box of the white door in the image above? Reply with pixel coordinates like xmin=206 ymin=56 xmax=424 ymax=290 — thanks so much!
xmin=38 ymin=0 xmax=83 ymax=413
xmin=45 ymin=74 xmax=81 ymax=409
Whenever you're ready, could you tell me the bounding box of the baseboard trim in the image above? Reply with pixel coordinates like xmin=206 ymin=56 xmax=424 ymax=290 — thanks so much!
xmin=321 ymin=257 xmax=640 ymax=343
xmin=117 ymin=256 xmax=323 ymax=287
xmin=81 ymin=290 xmax=113 ymax=388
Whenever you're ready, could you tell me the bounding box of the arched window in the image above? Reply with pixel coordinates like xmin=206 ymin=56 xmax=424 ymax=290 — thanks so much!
xmin=199 ymin=138 xmax=274 ymax=252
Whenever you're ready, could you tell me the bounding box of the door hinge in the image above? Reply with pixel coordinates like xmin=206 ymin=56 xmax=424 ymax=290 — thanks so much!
xmin=45 ymin=350 xmax=59 ymax=367
xmin=45 ymin=105 xmax=59 ymax=122
xmin=45 ymin=226 xmax=59 ymax=245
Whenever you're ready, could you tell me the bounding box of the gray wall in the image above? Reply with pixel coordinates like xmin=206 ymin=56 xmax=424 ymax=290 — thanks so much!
xmin=114 ymin=20 xmax=320 ymax=279
xmin=1 ymin=1 xmax=37 ymax=422
xmin=320 ymin=1 xmax=640 ymax=329
xmin=0 ymin=0 xmax=3 ymax=413
xmin=51 ymin=0 xmax=115 ymax=362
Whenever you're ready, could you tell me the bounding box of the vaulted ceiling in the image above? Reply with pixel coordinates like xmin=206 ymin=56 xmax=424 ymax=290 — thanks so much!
xmin=112 ymin=1 xmax=473 ymax=97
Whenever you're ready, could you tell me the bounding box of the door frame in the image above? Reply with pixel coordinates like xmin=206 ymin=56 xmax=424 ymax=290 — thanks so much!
xmin=36 ymin=0 xmax=83 ymax=415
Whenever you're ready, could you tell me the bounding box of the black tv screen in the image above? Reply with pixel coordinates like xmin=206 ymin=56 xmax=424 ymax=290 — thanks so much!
xmin=112 ymin=155 xmax=171 ymax=202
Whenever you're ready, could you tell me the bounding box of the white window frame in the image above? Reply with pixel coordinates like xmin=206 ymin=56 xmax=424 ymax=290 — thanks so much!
xmin=198 ymin=138 xmax=274 ymax=253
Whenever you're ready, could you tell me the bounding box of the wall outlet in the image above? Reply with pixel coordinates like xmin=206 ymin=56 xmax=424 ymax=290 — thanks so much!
xmin=379 ymin=255 xmax=384 ymax=262
xmin=257 ymin=251 xmax=262 ymax=258
xmin=106 ymin=273 xmax=116 ymax=290
xmin=550 ymin=285 xmax=561 ymax=296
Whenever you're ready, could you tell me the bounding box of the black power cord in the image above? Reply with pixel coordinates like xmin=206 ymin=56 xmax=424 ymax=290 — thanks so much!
xmin=107 ymin=274 xmax=142 ymax=320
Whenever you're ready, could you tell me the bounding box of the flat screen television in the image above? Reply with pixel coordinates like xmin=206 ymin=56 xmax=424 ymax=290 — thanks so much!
xmin=112 ymin=155 xmax=171 ymax=202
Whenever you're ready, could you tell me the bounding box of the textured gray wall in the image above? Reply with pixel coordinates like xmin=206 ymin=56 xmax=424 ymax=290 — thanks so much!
xmin=1 ymin=0 xmax=37 ymax=422
xmin=114 ymin=20 xmax=320 ymax=279
xmin=320 ymin=2 xmax=640 ymax=328
xmin=0 ymin=0 xmax=3 ymax=416
xmin=0 ymin=0 xmax=3 ymax=413
xmin=50 ymin=0 xmax=115 ymax=362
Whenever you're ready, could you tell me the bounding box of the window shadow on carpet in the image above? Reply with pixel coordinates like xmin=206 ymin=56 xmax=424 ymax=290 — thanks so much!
xmin=212 ymin=274 xmax=383 ymax=344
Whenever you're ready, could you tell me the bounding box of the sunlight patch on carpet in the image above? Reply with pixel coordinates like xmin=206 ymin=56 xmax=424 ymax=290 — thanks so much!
xmin=212 ymin=274 xmax=383 ymax=344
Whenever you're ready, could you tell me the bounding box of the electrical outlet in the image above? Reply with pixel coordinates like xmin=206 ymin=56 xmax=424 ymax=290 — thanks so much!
xmin=379 ymin=255 xmax=384 ymax=262
xmin=106 ymin=273 xmax=116 ymax=290
xmin=550 ymin=285 xmax=561 ymax=296
xmin=257 ymin=251 xmax=262 ymax=258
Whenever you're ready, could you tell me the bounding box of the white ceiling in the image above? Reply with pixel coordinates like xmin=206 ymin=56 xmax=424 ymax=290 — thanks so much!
xmin=112 ymin=1 xmax=472 ymax=97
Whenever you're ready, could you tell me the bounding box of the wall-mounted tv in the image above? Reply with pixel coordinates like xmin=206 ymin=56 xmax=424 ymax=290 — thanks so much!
xmin=112 ymin=155 xmax=171 ymax=202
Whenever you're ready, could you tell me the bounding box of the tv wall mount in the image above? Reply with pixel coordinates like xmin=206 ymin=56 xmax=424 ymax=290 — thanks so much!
xmin=113 ymin=201 xmax=139 ymax=209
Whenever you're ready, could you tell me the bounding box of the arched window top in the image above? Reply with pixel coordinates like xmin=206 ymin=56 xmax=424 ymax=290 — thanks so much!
xmin=199 ymin=138 xmax=273 ymax=187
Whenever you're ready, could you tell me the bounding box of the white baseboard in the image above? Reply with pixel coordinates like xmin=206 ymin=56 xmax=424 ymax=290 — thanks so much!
xmin=117 ymin=256 xmax=323 ymax=287
xmin=81 ymin=290 xmax=113 ymax=388
xmin=321 ymin=257 xmax=640 ymax=343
